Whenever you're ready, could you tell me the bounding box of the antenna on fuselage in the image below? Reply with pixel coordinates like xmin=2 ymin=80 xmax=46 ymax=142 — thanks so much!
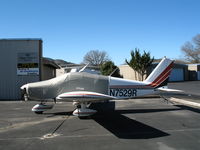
xmin=109 ymin=68 xmax=119 ymax=77
xmin=79 ymin=63 xmax=90 ymax=72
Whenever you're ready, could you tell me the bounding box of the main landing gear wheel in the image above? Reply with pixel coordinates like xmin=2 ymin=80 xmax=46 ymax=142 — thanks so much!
xmin=72 ymin=102 xmax=97 ymax=118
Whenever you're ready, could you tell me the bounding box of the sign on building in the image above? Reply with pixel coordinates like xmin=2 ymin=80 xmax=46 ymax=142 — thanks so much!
xmin=17 ymin=52 xmax=39 ymax=75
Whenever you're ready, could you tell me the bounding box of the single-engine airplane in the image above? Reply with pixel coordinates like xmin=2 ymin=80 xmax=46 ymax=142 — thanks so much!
xmin=21 ymin=57 xmax=174 ymax=117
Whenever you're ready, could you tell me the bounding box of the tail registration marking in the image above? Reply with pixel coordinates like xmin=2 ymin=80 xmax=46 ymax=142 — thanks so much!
xmin=109 ymin=88 xmax=137 ymax=98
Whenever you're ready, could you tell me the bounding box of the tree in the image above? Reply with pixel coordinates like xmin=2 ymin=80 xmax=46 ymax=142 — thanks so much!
xmin=83 ymin=50 xmax=110 ymax=66
xmin=181 ymin=34 xmax=200 ymax=63
xmin=100 ymin=61 xmax=122 ymax=77
xmin=125 ymin=48 xmax=154 ymax=81
xmin=125 ymin=49 xmax=140 ymax=80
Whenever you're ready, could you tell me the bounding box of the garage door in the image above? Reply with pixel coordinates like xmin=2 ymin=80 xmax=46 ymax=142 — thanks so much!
xmin=198 ymin=71 xmax=200 ymax=80
xmin=169 ymin=68 xmax=184 ymax=81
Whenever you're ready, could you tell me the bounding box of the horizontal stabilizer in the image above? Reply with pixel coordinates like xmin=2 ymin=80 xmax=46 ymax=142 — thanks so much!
xmin=156 ymin=87 xmax=184 ymax=93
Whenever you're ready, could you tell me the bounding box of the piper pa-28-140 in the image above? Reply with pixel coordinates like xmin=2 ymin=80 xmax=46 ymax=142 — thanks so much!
xmin=21 ymin=57 xmax=174 ymax=117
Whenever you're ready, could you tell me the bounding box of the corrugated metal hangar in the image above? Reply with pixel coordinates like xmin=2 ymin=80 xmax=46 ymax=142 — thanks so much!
xmin=0 ymin=39 xmax=59 ymax=100
xmin=0 ymin=39 xmax=42 ymax=100
xmin=0 ymin=39 xmax=60 ymax=100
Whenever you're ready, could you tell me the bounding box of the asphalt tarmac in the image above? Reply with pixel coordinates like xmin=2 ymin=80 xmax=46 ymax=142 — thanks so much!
xmin=0 ymin=82 xmax=200 ymax=150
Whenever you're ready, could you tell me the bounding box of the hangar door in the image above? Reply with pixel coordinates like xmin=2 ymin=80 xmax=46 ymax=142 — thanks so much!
xmin=198 ymin=72 xmax=200 ymax=80
xmin=169 ymin=68 xmax=184 ymax=81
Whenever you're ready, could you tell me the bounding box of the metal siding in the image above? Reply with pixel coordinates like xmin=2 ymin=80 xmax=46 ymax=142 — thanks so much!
xmin=169 ymin=68 xmax=184 ymax=81
xmin=0 ymin=40 xmax=41 ymax=100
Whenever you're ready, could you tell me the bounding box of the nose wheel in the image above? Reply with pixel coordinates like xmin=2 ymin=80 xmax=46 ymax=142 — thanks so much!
xmin=32 ymin=102 xmax=54 ymax=114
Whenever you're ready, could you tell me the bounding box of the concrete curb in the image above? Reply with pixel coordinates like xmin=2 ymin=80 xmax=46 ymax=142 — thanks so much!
xmin=170 ymin=97 xmax=200 ymax=108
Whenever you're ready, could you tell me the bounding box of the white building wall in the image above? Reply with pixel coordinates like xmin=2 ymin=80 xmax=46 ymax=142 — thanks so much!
xmin=56 ymin=68 xmax=65 ymax=76
xmin=119 ymin=65 xmax=147 ymax=81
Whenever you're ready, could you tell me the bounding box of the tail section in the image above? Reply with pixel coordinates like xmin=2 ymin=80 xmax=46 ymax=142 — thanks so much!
xmin=144 ymin=57 xmax=174 ymax=88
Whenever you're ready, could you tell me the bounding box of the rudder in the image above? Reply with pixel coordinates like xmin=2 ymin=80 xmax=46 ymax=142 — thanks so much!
xmin=144 ymin=57 xmax=174 ymax=88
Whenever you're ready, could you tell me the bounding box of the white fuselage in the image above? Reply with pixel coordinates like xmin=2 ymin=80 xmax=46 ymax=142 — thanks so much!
xmin=108 ymin=76 xmax=154 ymax=99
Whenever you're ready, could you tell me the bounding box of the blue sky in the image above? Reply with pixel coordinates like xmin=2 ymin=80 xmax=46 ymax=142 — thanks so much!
xmin=0 ymin=0 xmax=200 ymax=65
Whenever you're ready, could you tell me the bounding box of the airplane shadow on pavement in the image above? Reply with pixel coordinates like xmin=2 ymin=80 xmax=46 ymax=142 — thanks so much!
xmin=91 ymin=111 xmax=169 ymax=139
xmin=89 ymin=102 xmax=182 ymax=139
xmin=44 ymin=107 xmax=184 ymax=139
xmin=44 ymin=111 xmax=73 ymax=117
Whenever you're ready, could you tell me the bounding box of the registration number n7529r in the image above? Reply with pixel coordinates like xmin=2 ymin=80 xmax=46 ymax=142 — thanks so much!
xmin=109 ymin=88 xmax=137 ymax=97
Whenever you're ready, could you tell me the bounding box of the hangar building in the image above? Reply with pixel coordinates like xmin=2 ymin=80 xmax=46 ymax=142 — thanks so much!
xmin=42 ymin=57 xmax=60 ymax=80
xmin=188 ymin=64 xmax=200 ymax=80
xmin=0 ymin=39 xmax=59 ymax=100
xmin=0 ymin=39 xmax=42 ymax=100
xmin=119 ymin=61 xmax=188 ymax=82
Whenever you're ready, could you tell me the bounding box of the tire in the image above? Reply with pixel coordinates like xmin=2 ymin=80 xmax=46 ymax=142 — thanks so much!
xmin=34 ymin=111 xmax=43 ymax=114
xmin=78 ymin=116 xmax=91 ymax=119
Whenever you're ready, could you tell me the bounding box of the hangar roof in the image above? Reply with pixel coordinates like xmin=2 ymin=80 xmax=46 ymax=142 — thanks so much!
xmin=42 ymin=57 xmax=60 ymax=69
xmin=0 ymin=38 xmax=42 ymax=41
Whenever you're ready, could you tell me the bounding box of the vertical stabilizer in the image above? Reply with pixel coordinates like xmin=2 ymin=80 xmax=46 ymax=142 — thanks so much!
xmin=144 ymin=57 xmax=174 ymax=88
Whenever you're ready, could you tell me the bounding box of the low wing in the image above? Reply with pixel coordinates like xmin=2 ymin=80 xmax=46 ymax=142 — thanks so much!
xmin=56 ymin=91 xmax=116 ymax=102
